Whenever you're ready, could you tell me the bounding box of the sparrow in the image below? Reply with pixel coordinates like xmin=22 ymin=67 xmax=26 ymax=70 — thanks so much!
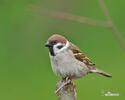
xmin=45 ymin=34 xmax=112 ymax=79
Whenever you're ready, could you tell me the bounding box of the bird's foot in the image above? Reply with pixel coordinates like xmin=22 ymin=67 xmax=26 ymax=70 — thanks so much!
xmin=55 ymin=76 xmax=72 ymax=94
xmin=65 ymin=75 xmax=73 ymax=84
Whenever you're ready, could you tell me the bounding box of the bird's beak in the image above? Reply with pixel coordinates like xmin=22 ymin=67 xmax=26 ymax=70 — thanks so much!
xmin=45 ymin=42 xmax=52 ymax=47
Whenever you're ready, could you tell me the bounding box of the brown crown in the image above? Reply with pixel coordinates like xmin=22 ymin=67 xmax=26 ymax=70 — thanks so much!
xmin=48 ymin=34 xmax=67 ymax=44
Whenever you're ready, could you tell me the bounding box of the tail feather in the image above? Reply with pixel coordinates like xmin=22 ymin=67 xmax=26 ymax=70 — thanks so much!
xmin=90 ymin=68 xmax=112 ymax=77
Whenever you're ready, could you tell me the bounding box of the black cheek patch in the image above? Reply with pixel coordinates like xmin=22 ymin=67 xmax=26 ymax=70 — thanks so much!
xmin=48 ymin=46 xmax=55 ymax=56
xmin=57 ymin=45 xmax=63 ymax=49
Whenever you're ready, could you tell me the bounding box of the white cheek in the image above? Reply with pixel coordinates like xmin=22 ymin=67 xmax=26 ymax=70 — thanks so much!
xmin=53 ymin=46 xmax=59 ymax=53
xmin=53 ymin=43 xmax=63 ymax=54
xmin=53 ymin=41 xmax=70 ymax=55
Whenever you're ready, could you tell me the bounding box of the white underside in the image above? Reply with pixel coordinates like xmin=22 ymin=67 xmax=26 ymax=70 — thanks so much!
xmin=49 ymin=48 xmax=89 ymax=78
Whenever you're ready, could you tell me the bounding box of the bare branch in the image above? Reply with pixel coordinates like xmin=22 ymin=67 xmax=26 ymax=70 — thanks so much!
xmin=98 ymin=0 xmax=125 ymax=50
xmin=98 ymin=0 xmax=111 ymax=21
xmin=56 ymin=79 xmax=76 ymax=100
xmin=30 ymin=7 xmax=108 ymax=27
xmin=30 ymin=2 xmax=125 ymax=51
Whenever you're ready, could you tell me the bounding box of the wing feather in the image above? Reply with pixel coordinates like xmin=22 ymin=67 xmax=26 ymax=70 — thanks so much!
xmin=69 ymin=42 xmax=95 ymax=67
xmin=68 ymin=42 xmax=112 ymax=77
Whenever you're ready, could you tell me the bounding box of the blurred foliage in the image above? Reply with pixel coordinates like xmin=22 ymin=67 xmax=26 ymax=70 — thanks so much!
xmin=0 ymin=0 xmax=125 ymax=100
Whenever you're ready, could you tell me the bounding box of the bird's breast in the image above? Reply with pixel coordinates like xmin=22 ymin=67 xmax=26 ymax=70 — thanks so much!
xmin=50 ymin=49 xmax=89 ymax=78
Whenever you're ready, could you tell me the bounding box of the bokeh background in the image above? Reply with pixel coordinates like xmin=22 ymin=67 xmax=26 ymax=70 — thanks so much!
xmin=0 ymin=0 xmax=125 ymax=100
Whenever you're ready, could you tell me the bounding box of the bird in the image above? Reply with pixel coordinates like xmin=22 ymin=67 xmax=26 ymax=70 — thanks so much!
xmin=45 ymin=34 xmax=112 ymax=80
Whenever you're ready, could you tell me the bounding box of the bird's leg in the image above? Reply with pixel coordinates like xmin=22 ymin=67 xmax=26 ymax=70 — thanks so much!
xmin=55 ymin=76 xmax=72 ymax=94
xmin=66 ymin=76 xmax=77 ymax=97
xmin=66 ymin=75 xmax=72 ymax=83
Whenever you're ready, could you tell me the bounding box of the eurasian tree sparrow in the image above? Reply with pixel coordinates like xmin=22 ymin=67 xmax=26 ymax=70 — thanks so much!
xmin=45 ymin=34 xmax=112 ymax=79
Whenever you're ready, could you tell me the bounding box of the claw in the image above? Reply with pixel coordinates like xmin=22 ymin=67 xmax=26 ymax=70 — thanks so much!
xmin=55 ymin=76 xmax=72 ymax=94
xmin=65 ymin=76 xmax=72 ymax=84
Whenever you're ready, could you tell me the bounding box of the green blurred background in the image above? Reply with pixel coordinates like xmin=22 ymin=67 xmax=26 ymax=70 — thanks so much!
xmin=0 ymin=0 xmax=125 ymax=100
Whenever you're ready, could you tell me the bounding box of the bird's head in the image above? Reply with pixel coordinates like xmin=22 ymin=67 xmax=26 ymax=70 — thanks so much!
xmin=45 ymin=34 xmax=70 ymax=56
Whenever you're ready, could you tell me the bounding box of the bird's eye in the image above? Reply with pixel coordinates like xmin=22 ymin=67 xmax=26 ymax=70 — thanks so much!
xmin=57 ymin=45 xmax=63 ymax=49
xmin=51 ymin=40 xmax=57 ymax=45
xmin=53 ymin=41 xmax=57 ymax=44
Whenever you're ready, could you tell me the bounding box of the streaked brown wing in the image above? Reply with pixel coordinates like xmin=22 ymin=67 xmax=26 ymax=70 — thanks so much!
xmin=69 ymin=42 xmax=95 ymax=66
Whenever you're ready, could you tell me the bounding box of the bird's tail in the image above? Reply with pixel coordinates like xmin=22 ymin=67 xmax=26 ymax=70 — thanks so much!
xmin=90 ymin=68 xmax=112 ymax=77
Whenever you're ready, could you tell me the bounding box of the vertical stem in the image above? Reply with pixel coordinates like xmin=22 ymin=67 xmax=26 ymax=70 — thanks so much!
xmin=98 ymin=0 xmax=125 ymax=50
xmin=56 ymin=79 xmax=76 ymax=100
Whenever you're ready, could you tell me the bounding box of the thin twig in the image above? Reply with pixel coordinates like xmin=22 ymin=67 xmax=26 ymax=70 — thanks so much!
xmin=30 ymin=1 xmax=125 ymax=51
xmin=30 ymin=7 xmax=108 ymax=27
xmin=98 ymin=0 xmax=125 ymax=50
